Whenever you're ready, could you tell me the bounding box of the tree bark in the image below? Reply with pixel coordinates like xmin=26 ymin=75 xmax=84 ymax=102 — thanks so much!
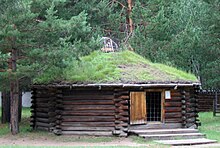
xmin=10 ymin=48 xmax=19 ymax=135
xmin=18 ymin=90 xmax=22 ymax=122
xmin=1 ymin=91 xmax=10 ymax=123
xmin=127 ymin=0 xmax=133 ymax=33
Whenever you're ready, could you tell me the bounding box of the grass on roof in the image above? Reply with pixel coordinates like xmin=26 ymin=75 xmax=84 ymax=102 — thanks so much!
xmin=34 ymin=50 xmax=198 ymax=84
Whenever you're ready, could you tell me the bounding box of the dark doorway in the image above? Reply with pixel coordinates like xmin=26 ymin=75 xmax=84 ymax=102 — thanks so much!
xmin=146 ymin=92 xmax=161 ymax=122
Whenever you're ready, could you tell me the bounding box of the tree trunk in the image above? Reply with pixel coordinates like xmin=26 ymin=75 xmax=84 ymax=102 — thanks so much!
xmin=18 ymin=90 xmax=22 ymax=122
xmin=127 ymin=0 xmax=133 ymax=33
xmin=10 ymin=80 xmax=19 ymax=134
xmin=10 ymin=48 xmax=19 ymax=134
xmin=1 ymin=91 xmax=10 ymax=123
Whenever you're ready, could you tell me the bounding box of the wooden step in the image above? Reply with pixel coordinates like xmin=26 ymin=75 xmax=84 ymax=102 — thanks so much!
xmin=139 ymin=133 xmax=205 ymax=140
xmin=156 ymin=138 xmax=217 ymax=145
xmin=129 ymin=128 xmax=199 ymax=135
xmin=129 ymin=123 xmax=182 ymax=130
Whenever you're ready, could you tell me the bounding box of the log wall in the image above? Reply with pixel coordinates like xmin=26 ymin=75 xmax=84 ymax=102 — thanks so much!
xmin=164 ymin=88 xmax=199 ymax=128
xmin=164 ymin=90 xmax=182 ymax=123
xmin=181 ymin=87 xmax=199 ymax=128
xmin=54 ymin=88 xmax=116 ymax=136
xmin=197 ymin=90 xmax=220 ymax=112
xmin=31 ymin=85 xmax=199 ymax=136
xmin=113 ymin=89 xmax=129 ymax=136
xmin=30 ymin=88 xmax=56 ymax=131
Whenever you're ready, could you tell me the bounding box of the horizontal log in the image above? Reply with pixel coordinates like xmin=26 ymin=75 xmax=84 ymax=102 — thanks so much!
xmin=119 ymin=112 xmax=129 ymax=116
xmin=186 ymin=117 xmax=196 ymax=122
xmin=165 ymin=97 xmax=182 ymax=102
xmin=35 ymin=121 xmax=51 ymax=127
xmin=165 ymin=107 xmax=182 ymax=112
xmin=165 ymin=113 xmax=182 ymax=118
xmin=61 ymin=127 xmax=114 ymax=131
xmin=61 ymin=112 xmax=115 ymax=116
xmin=118 ymin=95 xmax=129 ymax=99
xmin=61 ymin=122 xmax=115 ymax=127
xmin=32 ymin=103 xmax=50 ymax=107
xmin=186 ymin=113 xmax=198 ymax=118
xmin=115 ymin=103 xmax=129 ymax=107
xmin=35 ymin=117 xmax=50 ymax=123
xmin=115 ymin=109 xmax=129 ymax=113
xmin=32 ymin=112 xmax=49 ymax=118
xmin=63 ymin=95 xmax=114 ymax=100
xmin=36 ymin=126 xmax=49 ymax=131
xmin=34 ymin=108 xmax=50 ymax=113
xmin=165 ymin=118 xmax=182 ymax=123
xmin=119 ymin=106 xmax=129 ymax=110
xmin=63 ymin=105 xmax=115 ymax=111
xmin=62 ymin=100 xmax=114 ymax=105
xmin=165 ymin=102 xmax=182 ymax=107
xmin=62 ymin=116 xmax=115 ymax=122
xmin=61 ymin=131 xmax=113 ymax=136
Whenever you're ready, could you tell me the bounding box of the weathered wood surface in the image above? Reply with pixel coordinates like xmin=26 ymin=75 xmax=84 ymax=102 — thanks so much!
xmin=58 ymin=89 xmax=116 ymax=135
xmin=30 ymin=88 xmax=57 ymax=131
xmin=113 ymin=89 xmax=130 ymax=137
xmin=198 ymin=90 xmax=220 ymax=112
xmin=130 ymin=92 xmax=146 ymax=125
xmin=164 ymin=90 xmax=182 ymax=123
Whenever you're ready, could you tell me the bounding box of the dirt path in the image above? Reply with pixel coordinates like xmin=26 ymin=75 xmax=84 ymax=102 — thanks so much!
xmin=0 ymin=136 xmax=150 ymax=147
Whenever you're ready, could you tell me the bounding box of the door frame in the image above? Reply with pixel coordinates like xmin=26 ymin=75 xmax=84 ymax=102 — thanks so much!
xmin=144 ymin=89 xmax=165 ymax=123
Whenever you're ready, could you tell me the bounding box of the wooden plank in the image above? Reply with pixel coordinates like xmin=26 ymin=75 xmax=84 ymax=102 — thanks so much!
xmin=130 ymin=92 xmax=146 ymax=125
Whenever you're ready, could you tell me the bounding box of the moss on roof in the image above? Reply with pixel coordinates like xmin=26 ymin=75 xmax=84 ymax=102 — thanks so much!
xmin=34 ymin=50 xmax=198 ymax=84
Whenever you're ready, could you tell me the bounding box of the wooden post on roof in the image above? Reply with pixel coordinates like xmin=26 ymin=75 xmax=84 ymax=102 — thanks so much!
xmin=127 ymin=0 xmax=133 ymax=33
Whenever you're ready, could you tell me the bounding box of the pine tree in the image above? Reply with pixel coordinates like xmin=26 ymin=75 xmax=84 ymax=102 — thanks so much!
xmin=0 ymin=0 xmax=95 ymax=134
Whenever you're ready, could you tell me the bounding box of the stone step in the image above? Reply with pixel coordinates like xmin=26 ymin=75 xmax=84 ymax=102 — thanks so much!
xmin=139 ymin=133 xmax=205 ymax=140
xmin=129 ymin=128 xmax=199 ymax=135
xmin=155 ymin=138 xmax=217 ymax=146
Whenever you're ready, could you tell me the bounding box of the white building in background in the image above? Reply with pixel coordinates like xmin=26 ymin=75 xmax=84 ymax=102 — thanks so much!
xmin=0 ymin=92 xmax=32 ymax=107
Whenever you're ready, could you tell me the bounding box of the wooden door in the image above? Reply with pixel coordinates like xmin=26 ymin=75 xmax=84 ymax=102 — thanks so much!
xmin=130 ymin=92 xmax=147 ymax=125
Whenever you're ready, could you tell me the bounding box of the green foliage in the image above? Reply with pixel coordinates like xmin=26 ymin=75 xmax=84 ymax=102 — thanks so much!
xmin=0 ymin=0 xmax=98 ymax=90
xmin=130 ymin=0 xmax=220 ymax=88
xmin=0 ymin=0 xmax=219 ymax=88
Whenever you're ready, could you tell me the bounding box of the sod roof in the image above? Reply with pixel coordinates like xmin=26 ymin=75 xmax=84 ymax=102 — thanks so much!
xmin=35 ymin=50 xmax=199 ymax=85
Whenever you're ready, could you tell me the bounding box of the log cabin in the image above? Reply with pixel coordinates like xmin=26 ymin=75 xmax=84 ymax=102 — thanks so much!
xmin=30 ymin=50 xmax=201 ymax=136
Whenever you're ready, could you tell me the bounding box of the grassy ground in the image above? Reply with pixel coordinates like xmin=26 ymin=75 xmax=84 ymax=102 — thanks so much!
xmin=199 ymin=112 xmax=220 ymax=142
